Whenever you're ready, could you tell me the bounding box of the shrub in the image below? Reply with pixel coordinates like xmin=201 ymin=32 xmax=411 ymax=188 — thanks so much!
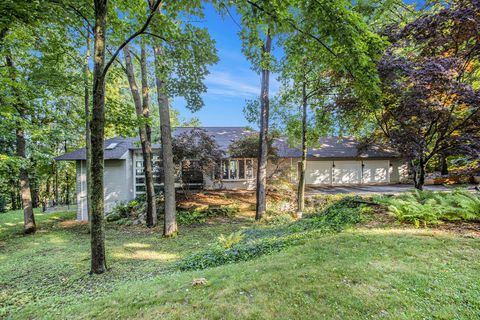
xmin=176 ymin=196 xmax=367 ymax=271
xmin=259 ymin=212 xmax=294 ymax=225
xmin=177 ymin=205 xmax=239 ymax=225
xmin=304 ymin=194 xmax=350 ymax=212
xmin=217 ymin=231 xmax=244 ymax=249
xmin=107 ymin=195 xmax=165 ymax=224
xmin=269 ymin=213 xmax=295 ymax=225
xmin=177 ymin=210 xmax=209 ymax=225
xmin=375 ymin=189 xmax=480 ymax=227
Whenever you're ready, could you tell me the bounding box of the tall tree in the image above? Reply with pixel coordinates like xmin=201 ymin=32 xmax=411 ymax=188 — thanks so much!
xmin=225 ymin=0 xmax=284 ymax=220
xmin=123 ymin=44 xmax=157 ymax=227
xmin=0 ymin=1 xmax=83 ymax=232
xmin=5 ymin=48 xmax=36 ymax=233
xmin=255 ymin=30 xmax=272 ymax=221
xmin=277 ymin=0 xmax=386 ymax=216
xmin=374 ymin=0 xmax=480 ymax=190
xmin=90 ymin=0 xmax=108 ymax=274
xmin=153 ymin=46 xmax=177 ymax=236
xmin=147 ymin=0 xmax=218 ymax=237
xmin=89 ymin=0 xmax=162 ymax=273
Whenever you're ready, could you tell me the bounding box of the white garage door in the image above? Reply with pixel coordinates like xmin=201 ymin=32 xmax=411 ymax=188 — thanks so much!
xmin=305 ymin=161 xmax=333 ymax=185
xmin=362 ymin=160 xmax=390 ymax=183
xmin=332 ymin=161 xmax=362 ymax=184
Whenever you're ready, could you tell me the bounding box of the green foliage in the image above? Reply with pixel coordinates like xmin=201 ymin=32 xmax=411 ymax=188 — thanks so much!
xmin=106 ymin=199 xmax=141 ymax=222
xmin=228 ymin=132 xmax=278 ymax=158
xmin=260 ymin=213 xmax=294 ymax=225
xmin=375 ymin=190 xmax=480 ymax=227
xmin=2 ymin=202 xmax=480 ymax=318
xmin=177 ymin=205 xmax=239 ymax=225
xmin=217 ymin=230 xmax=244 ymax=249
xmin=177 ymin=196 xmax=367 ymax=270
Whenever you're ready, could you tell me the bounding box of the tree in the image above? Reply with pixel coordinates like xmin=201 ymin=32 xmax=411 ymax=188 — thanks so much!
xmin=90 ymin=0 xmax=108 ymax=274
xmin=123 ymin=44 xmax=157 ymax=227
xmin=223 ymin=0 xmax=286 ymax=220
xmin=172 ymin=128 xmax=225 ymax=183
xmin=89 ymin=0 xmax=162 ymax=274
xmin=241 ymin=0 xmax=386 ymax=217
xmin=0 ymin=1 xmax=86 ymax=232
xmin=228 ymin=133 xmax=278 ymax=159
xmin=146 ymin=0 xmax=218 ymax=237
xmin=375 ymin=0 xmax=480 ymax=190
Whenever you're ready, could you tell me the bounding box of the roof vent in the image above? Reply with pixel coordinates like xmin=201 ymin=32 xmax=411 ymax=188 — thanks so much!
xmin=106 ymin=142 xmax=118 ymax=150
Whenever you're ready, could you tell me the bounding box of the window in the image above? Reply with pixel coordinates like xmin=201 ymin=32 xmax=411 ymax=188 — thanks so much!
xmin=134 ymin=152 xmax=162 ymax=195
xmin=106 ymin=142 xmax=118 ymax=150
xmin=219 ymin=159 xmax=254 ymax=180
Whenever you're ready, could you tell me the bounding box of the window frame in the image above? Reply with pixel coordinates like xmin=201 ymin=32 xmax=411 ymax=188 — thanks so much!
xmin=134 ymin=151 xmax=162 ymax=196
xmin=219 ymin=158 xmax=255 ymax=181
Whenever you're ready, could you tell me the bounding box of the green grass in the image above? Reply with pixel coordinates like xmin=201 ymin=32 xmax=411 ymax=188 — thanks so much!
xmin=1 ymin=206 xmax=480 ymax=319
xmin=0 ymin=209 xmax=250 ymax=318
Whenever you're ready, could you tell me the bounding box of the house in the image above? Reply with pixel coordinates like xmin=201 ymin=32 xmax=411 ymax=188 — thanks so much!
xmin=55 ymin=127 xmax=408 ymax=220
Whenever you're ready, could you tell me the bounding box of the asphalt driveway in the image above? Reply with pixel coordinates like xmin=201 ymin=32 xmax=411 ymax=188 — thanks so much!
xmin=306 ymin=184 xmax=477 ymax=196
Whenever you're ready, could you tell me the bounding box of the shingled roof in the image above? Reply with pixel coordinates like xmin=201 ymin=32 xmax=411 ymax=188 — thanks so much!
xmin=54 ymin=136 xmax=158 ymax=161
xmin=274 ymin=136 xmax=399 ymax=159
xmin=56 ymin=127 xmax=399 ymax=161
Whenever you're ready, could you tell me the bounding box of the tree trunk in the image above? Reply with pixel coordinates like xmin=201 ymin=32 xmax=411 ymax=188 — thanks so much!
xmin=5 ymin=45 xmax=36 ymax=233
xmin=10 ymin=179 xmax=17 ymax=210
xmin=153 ymin=45 xmax=177 ymax=237
xmin=255 ymin=30 xmax=272 ymax=221
xmin=296 ymin=80 xmax=307 ymax=219
xmin=90 ymin=0 xmax=108 ymax=274
xmin=84 ymin=23 xmax=92 ymax=225
xmin=123 ymin=45 xmax=157 ymax=227
xmin=46 ymin=176 xmax=51 ymax=205
xmin=440 ymin=154 xmax=448 ymax=175
xmin=16 ymin=127 xmax=36 ymax=234
xmin=413 ymin=158 xmax=426 ymax=190
xmin=30 ymin=174 xmax=39 ymax=209
xmin=54 ymin=162 xmax=59 ymax=206
xmin=140 ymin=46 xmax=157 ymax=226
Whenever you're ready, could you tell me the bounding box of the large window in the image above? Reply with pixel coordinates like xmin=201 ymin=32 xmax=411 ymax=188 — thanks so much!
xmin=220 ymin=159 xmax=254 ymax=180
xmin=134 ymin=152 xmax=162 ymax=195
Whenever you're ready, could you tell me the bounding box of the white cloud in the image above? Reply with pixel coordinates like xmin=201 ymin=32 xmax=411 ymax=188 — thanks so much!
xmin=205 ymin=71 xmax=260 ymax=98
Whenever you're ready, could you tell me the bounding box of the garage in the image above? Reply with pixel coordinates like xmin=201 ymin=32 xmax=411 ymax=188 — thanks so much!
xmin=333 ymin=160 xmax=362 ymax=184
xmin=305 ymin=161 xmax=333 ymax=184
xmin=362 ymin=160 xmax=390 ymax=183
xmin=305 ymin=159 xmax=391 ymax=185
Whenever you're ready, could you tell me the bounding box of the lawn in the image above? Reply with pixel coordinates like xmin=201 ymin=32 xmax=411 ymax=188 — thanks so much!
xmin=1 ymin=203 xmax=480 ymax=319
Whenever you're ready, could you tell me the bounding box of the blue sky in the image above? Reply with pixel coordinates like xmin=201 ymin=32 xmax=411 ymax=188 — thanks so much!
xmin=172 ymin=4 xmax=278 ymax=127
xmin=172 ymin=2 xmax=422 ymax=127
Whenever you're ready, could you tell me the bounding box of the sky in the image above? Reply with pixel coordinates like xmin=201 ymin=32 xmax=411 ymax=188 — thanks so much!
xmin=172 ymin=1 xmax=422 ymax=128
xmin=171 ymin=4 xmax=278 ymax=128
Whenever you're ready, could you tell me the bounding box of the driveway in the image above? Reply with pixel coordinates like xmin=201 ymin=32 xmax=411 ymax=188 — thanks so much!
xmin=306 ymin=184 xmax=477 ymax=196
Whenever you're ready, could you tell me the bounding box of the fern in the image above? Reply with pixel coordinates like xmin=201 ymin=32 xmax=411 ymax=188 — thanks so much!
xmin=381 ymin=189 xmax=480 ymax=226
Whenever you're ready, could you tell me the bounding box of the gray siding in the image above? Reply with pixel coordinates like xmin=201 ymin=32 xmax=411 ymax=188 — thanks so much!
xmin=103 ymin=160 xmax=134 ymax=213
xmin=76 ymin=158 xmax=134 ymax=221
